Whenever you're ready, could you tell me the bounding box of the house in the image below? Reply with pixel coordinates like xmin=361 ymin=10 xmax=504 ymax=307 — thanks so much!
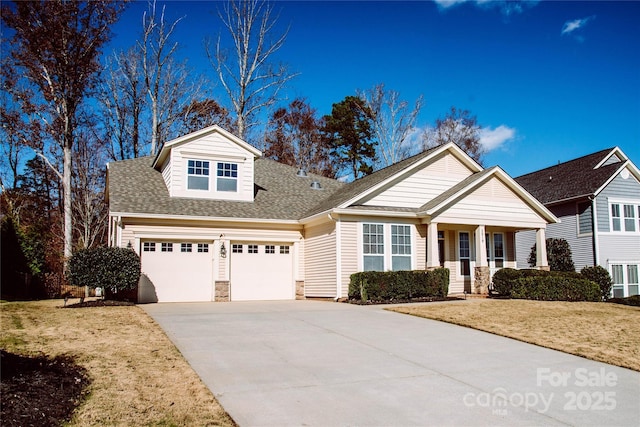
xmin=106 ymin=125 xmax=557 ymax=303
xmin=514 ymin=147 xmax=640 ymax=298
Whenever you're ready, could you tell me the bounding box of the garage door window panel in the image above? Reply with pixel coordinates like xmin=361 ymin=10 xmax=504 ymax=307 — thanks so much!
xmin=248 ymin=244 xmax=258 ymax=254
xmin=181 ymin=243 xmax=193 ymax=253
xmin=232 ymin=244 xmax=243 ymax=253
xmin=197 ymin=243 xmax=208 ymax=253
xmin=143 ymin=242 xmax=156 ymax=252
xmin=161 ymin=243 xmax=173 ymax=252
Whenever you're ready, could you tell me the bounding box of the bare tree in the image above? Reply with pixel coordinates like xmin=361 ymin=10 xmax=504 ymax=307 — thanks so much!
xmin=207 ymin=0 xmax=297 ymax=142
xmin=358 ymin=83 xmax=424 ymax=168
xmin=100 ymin=47 xmax=147 ymax=161
xmin=2 ymin=0 xmax=124 ymax=261
xmin=422 ymin=106 xmax=485 ymax=164
xmin=140 ymin=1 xmax=197 ymax=154
xmin=176 ymin=99 xmax=234 ymax=135
xmin=264 ymin=98 xmax=334 ymax=177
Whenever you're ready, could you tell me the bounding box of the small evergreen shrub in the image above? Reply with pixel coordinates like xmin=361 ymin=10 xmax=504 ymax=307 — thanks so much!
xmin=510 ymin=275 xmax=600 ymax=302
xmin=528 ymin=238 xmax=575 ymax=271
xmin=608 ymin=295 xmax=640 ymax=307
xmin=581 ymin=265 xmax=613 ymax=301
xmin=69 ymin=247 xmax=141 ymax=297
xmin=349 ymin=268 xmax=449 ymax=302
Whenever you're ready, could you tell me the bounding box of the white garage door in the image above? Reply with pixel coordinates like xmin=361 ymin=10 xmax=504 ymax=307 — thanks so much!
xmin=230 ymin=242 xmax=294 ymax=301
xmin=140 ymin=241 xmax=213 ymax=303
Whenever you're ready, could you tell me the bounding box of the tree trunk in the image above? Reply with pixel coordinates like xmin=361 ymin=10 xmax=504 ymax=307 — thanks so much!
xmin=63 ymin=141 xmax=73 ymax=262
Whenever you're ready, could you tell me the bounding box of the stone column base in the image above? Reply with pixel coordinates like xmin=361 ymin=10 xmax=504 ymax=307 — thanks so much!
xmin=215 ymin=281 xmax=230 ymax=302
xmin=538 ymin=266 xmax=550 ymax=271
xmin=474 ymin=266 xmax=490 ymax=294
xmin=296 ymin=280 xmax=305 ymax=300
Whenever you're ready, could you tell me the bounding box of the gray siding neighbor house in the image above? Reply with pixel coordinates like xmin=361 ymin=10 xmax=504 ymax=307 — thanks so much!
xmin=515 ymin=147 xmax=640 ymax=298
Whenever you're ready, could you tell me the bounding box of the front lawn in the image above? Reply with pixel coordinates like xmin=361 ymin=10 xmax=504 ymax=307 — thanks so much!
xmin=389 ymin=299 xmax=640 ymax=371
xmin=0 ymin=299 xmax=235 ymax=426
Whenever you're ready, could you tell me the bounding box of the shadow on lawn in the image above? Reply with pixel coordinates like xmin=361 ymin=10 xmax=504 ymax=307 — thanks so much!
xmin=0 ymin=350 xmax=91 ymax=426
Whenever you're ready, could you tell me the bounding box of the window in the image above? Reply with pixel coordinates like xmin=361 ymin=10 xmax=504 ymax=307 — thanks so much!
xmin=493 ymin=233 xmax=504 ymax=268
xmin=577 ymin=202 xmax=592 ymax=235
xmin=217 ymin=162 xmax=238 ymax=192
xmin=363 ymin=224 xmax=384 ymax=271
xmin=248 ymin=244 xmax=258 ymax=254
xmin=265 ymin=245 xmax=275 ymax=254
xmin=628 ymin=265 xmax=639 ymax=296
xmin=143 ymin=242 xmax=156 ymax=252
xmin=187 ymin=160 xmax=209 ymax=190
xmin=391 ymin=225 xmax=411 ymax=271
xmin=181 ymin=243 xmax=192 ymax=253
xmin=459 ymin=232 xmax=471 ymax=276
xmin=161 ymin=242 xmax=173 ymax=252
xmin=280 ymin=246 xmax=290 ymax=254
xmin=438 ymin=231 xmax=445 ymax=267
xmin=197 ymin=243 xmax=208 ymax=253
xmin=623 ymin=204 xmax=636 ymax=232
xmin=232 ymin=244 xmax=243 ymax=253
xmin=611 ymin=204 xmax=621 ymax=231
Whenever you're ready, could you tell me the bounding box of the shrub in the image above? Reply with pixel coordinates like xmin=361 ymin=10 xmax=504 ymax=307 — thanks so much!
xmin=510 ymin=275 xmax=600 ymax=302
xmin=69 ymin=247 xmax=141 ymax=297
xmin=608 ymin=295 xmax=640 ymax=307
xmin=349 ymin=268 xmax=449 ymax=302
xmin=528 ymin=238 xmax=575 ymax=272
xmin=581 ymin=265 xmax=613 ymax=301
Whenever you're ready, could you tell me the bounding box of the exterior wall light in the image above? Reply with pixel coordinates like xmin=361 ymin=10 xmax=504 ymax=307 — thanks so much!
xmin=220 ymin=242 xmax=227 ymax=258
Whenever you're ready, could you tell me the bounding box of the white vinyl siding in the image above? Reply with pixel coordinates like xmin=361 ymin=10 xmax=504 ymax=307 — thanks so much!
xmin=340 ymin=221 xmax=358 ymax=297
xmin=304 ymin=221 xmax=337 ymax=297
xmin=363 ymin=153 xmax=473 ymax=208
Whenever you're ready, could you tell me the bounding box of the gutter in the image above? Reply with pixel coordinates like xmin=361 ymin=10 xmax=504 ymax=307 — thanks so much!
xmin=590 ymin=195 xmax=600 ymax=266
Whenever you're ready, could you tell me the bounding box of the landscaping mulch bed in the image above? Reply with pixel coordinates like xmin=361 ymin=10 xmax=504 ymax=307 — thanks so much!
xmin=0 ymin=350 xmax=91 ymax=427
xmin=63 ymin=299 xmax=134 ymax=308
xmin=347 ymin=296 xmax=463 ymax=305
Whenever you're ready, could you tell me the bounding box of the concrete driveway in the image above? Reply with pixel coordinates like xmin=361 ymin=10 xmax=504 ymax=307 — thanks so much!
xmin=143 ymin=300 xmax=639 ymax=426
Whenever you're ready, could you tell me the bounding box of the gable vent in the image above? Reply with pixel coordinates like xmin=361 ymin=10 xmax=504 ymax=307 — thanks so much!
xmin=310 ymin=181 xmax=322 ymax=190
xmin=296 ymin=169 xmax=308 ymax=177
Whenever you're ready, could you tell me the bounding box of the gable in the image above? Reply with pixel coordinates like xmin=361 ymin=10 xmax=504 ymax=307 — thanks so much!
xmin=360 ymin=151 xmax=475 ymax=208
xmin=432 ymin=175 xmax=550 ymax=227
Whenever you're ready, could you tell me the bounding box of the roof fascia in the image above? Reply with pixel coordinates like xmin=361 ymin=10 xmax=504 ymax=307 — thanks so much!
xmin=594 ymin=146 xmax=628 ymax=169
xmin=152 ymin=125 xmax=262 ymax=169
xmin=110 ymin=211 xmax=299 ymax=225
xmin=338 ymin=142 xmax=483 ymax=209
xmin=423 ymin=167 xmax=559 ymax=224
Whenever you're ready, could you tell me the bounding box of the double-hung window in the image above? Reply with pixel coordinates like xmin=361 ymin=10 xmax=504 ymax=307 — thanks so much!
xmin=610 ymin=202 xmax=638 ymax=232
xmin=187 ymin=160 xmax=209 ymax=190
xmin=459 ymin=232 xmax=471 ymax=276
xmin=217 ymin=162 xmax=238 ymax=192
xmin=493 ymin=233 xmax=504 ymax=268
xmin=611 ymin=263 xmax=640 ymax=297
xmin=363 ymin=224 xmax=384 ymax=271
xmin=391 ymin=225 xmax=412 ymax=271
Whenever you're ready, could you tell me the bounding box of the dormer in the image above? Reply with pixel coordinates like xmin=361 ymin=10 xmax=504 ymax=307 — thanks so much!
xmin=153 ymin=125 xmax=262 ymax=202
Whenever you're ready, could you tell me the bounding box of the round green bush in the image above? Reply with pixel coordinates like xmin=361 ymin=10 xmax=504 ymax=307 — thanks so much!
xmin=580 ymin=265 xmax=613 ymax=301
xmin=69 ymin=247 xmax=141 ymax=294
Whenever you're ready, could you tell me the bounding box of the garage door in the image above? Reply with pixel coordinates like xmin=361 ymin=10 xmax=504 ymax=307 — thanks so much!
xmin=230 ymin=242 xmax=294 ymax=301
xmin=139 ymin=241 xmax=213 ymax=303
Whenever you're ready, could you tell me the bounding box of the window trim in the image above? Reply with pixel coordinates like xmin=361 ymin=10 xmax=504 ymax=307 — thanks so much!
xmin=610 ymin=262 xmax=640 ymax=298
xmin=609 ymin=199 xmax=640 ymax=233
xmin=216 ymin=162 xmax=239 ymax=192
xmin=458 ymin=231 xmax=471 ymax=277
xmin=361 ymin=223 xmax=414 ymax=272
xmin=186 ymin=159 xmax=210 ymax=191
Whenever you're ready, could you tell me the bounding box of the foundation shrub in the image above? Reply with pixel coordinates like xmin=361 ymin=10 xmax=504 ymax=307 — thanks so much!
xmin=349 ymin=268 xmax=449 ymax=302
xmin=580 ymin=265 xmax=613 ymax=301
xmin=69 ymin=247 xmax=141 ymax=299
xmin=510 ymin=275 xmax=600 ymax=302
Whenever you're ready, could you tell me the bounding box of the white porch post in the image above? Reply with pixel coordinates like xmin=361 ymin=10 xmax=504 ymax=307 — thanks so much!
xmin=536 ymin=228 xmax=549 ymax=270
xmin=474 ymin=225 xmax=487 ymax=267
xmin=426 ymin=222 xmax=439 ymax=269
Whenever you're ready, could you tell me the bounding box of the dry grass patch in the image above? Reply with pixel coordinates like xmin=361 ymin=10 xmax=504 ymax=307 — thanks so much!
xmin=389 ymin=299 xmax=640 ymax=371
xmin=0 ymin=299 xmax=236 ymax=426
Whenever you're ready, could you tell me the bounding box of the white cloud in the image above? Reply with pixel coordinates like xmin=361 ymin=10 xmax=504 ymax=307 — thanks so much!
xmin=434 ymin=0 xmax=538 ymax=15
xmin=561 ymin=16 xmax=596 ymax=36
xmin=479 ymin=125 xmax=516 ymax=151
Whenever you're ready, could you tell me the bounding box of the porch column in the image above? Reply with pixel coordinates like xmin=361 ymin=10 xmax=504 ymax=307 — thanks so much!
xmin=426 ymin=222 xmax=439 ymax=269
xmin=474 ymin=225 xmax=489 ymax=294
xmin=536 ymin=228 xmax=550 ymax=270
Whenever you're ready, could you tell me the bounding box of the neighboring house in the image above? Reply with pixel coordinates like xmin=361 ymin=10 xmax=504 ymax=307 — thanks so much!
xmin=107 ymin=125 xmax=557 ymax=303
xmin=515 ymin=147 xmax=640 ymax=298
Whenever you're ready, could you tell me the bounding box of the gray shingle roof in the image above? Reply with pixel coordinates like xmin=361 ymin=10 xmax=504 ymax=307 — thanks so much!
xmin=514 ymin=148 xmax=620 ymax=205
xmin=108 ymin=156 xmax=345 ymax=221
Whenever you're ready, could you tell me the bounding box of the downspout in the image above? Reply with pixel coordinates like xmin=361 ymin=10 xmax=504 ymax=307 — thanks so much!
xmin=590 ymin=196 xmax=600 ymax=266
xmin=328 ymin=213 xmax=341 ymax=301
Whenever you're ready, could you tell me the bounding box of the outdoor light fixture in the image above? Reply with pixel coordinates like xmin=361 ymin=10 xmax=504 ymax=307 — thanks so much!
xmin=220 ymin=242 xmax=227 ymax=258
xmin=127 ymin=240 xmax=132 ymax=249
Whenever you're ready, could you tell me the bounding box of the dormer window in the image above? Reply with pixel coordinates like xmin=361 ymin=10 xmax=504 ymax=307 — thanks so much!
xmin=217 ymin=162 xmax=238 ymax=192
xmin=187 ymin=160 xmax=209 ymax=190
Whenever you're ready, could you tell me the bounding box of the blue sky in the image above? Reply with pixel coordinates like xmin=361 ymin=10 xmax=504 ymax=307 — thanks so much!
xmin=109 ymin=0 xmax=640 ymax=177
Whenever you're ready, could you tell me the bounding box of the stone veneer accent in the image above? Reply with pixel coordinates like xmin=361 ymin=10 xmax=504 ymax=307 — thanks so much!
xmin=296 ymin=280 xmax=305 ymax=300
xmin=215 ymin=281 xmax=230 ymax=302
xmin=474 ymin=266 xmax=490 ymax=294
